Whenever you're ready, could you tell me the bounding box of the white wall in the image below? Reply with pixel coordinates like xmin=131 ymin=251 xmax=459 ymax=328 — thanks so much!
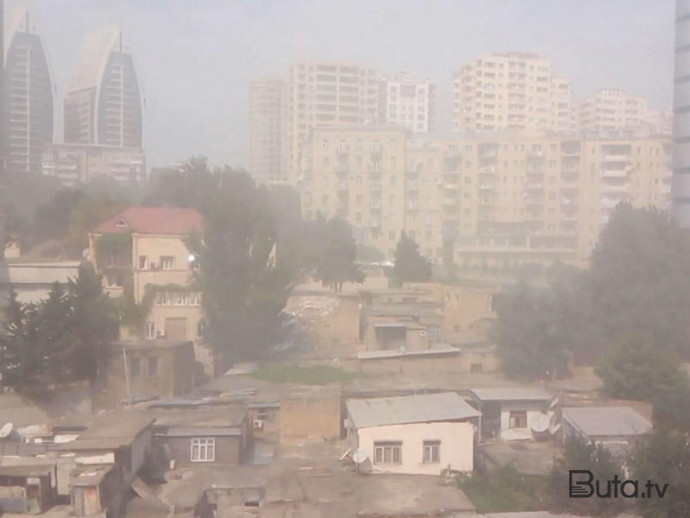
xmin=356 ymin=421 xmax=474 ymax=475
xmin=498 ymin=401 xmax=546 ymax=441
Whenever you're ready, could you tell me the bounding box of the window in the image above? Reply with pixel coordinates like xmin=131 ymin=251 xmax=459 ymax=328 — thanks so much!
xmin=423 ymin=440 xmax=440 ymax=463
xmin=138 ymin=255 xmax=147 ymax=269
xmin=190 ymin=292 xmax=201 ymax=306
xmin=148 ymin=356 xmax=159 ymax=377
xmin=174 ymin=292 xmax=185 ymax=306
xmin=145 ymin=321 xmax=156 ymax=339
xmin=509 ymin=410 xmax=528 ymax=429
xmin=191 ymin=438 xmax=215 ymax=462
xmin=374 ymin=441 xmax=402 ymax=464
xmin=130 ymin=358 xmax=141 ymax=378
xmin=160 ymin=256 xmax=175 ymax=270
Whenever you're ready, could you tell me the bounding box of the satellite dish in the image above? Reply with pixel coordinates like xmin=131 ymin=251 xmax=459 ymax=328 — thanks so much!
xmin=352 ymin=449 xmax=369 ymax=464
xmin=0 ymin=422 xmax=13 ymax=439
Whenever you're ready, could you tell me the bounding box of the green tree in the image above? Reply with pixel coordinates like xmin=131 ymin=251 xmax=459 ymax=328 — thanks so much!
xmin=65 ymin=263 xmax=119 ymax=381
xmin=548 ymin=435 xmax=628 ymax=516
xmin=313 ymin=217 xmax=364 ymax=292
xmin=589 ymin=204 xmax=690 ymax=354
xmin=631 ymin=431 xmax=690 ymax=518
xmin=392 ymin=231 xmax=431 ymax=285
xmin=189 ymin=167 xmax=295 ymax=368
xmin=492 ymin=281 xmax=569 ymax=380
xmin=0 ymin=288 xmax=31 ymax=386
xmin=595 ymin=340 xmax=688 ymax=401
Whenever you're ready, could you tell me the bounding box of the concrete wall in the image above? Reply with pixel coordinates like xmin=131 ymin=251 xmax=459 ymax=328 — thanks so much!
xmin=354 ymin=421 xmax=475 ymax=475
xmin=98 ymin=343 xmax=195 ymax=410
xmin=280 ymin=388 xmax=341 ymax=442
xmin=344 ymin=348 xmax=499 ymax=376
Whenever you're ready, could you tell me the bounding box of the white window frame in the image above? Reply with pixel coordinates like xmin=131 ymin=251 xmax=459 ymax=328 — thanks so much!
xmin=373 ymin=441 xmax=402 ymax=465
xmin=190 ymin=438 xmax=215 ymax=462
xmin=145 ymin=321 xmax=156 ymax=339
xmin=423 ymin=440 xmax=440 ymax=463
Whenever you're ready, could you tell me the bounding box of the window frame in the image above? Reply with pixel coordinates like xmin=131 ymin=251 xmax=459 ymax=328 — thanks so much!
xmin=160 ymin=256 xmax=175 ymax=270
xmin=190 ymin=437 xmax=216 ymax=462
xmin=373 ymin=441 xmax=402 ymax=465
xmin=509 ymin=410 xmax=528 ymax=429
xmin=423 ymin=440 xmax=441 ymax=463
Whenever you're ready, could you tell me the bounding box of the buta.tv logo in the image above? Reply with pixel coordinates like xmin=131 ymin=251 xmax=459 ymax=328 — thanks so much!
xmin=569 ymin=470 xmax=669 ymax=499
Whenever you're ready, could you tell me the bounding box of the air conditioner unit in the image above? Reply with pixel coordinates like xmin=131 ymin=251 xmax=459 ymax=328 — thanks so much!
xmin=253 ymin=419 xmax=264 ymax=430
xmin=157 ymin=331 xmax=165 ymax=339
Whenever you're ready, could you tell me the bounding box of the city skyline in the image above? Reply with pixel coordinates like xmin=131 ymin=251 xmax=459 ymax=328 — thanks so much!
xmin=6 ymin=0 xmax=675 ymax=170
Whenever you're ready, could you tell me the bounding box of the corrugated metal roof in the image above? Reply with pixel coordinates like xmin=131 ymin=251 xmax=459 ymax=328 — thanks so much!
xmin=470 ymin=388 xmax=552 ymax=402
xmin=562 ymin=406 xmax=652 ymax=437
xmin=346 ymin=392 xmax=480 ymax=429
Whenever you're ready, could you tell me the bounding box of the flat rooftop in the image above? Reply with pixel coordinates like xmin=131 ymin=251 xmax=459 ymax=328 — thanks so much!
xmin=562 ymin=406 xmax=652 ymax=437
xmin=346 ymin=392 xmax=480 ymax=429
xmin=58 ymin=412 xmax=154 ymax=451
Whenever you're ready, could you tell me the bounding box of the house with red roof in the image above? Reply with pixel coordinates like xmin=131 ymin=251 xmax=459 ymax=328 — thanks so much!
xmin=89 ymin=207 xmax=214 ymax=375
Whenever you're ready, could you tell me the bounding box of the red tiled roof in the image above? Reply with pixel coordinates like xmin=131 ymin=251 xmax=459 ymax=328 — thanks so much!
xmin=92 ymin=207 xmax=203 ymax=235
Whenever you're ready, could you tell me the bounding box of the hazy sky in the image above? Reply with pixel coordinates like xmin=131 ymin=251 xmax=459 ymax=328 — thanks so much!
xmin=10 ymin=0 xmax=675 ymax=170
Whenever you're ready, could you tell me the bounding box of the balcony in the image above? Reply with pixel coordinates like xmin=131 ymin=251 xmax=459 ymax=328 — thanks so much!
xmin=603 ymin=154 xmax=630 ymax=163
xmin=601 ymin=168 xmax=629 ymax=179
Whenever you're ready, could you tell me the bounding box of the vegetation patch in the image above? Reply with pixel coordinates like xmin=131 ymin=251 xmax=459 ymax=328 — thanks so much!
xmin=252 ymin=364 xmax=356 ymax=385
xmin=457 ymin=465 xmax=547 ymax=514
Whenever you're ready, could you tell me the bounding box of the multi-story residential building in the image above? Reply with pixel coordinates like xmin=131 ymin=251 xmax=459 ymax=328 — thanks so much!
xmin=3 ymin=8 xmax=53 ymax=176
xmin=673 ymin=0 xmax=690 ymax=227
xmin=299 ymin=127 xmax=671 ymax=269
xmin=579 ymin=89 xmax=669 ymax=136
xmin=452 ymin=52 xmax=574 ymax=135
xmin=249 ymin=78 xmax=288 ymax=183
xmin=42 ymin=143 xmax=146 ymax=187
xmin=0 ymin=0 xmax=5 ymax=177
xmin=285 ymin=62 xmax=378 ymax=181
xmin=378 ymin=72 xmax=435 ymax=133
xmin=88 ymin=207 xmax=213 ymax=373
xmin=64 ymin=26 xmax=142 ymax=148
xmin=299 ymin=127 xmax=407 ymax=255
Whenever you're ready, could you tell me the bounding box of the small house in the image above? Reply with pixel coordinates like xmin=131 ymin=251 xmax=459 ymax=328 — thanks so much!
xmin=345 ymin=392 xmax=480 ymax=475
xmin=562 ymin=406 xmax=652 ymax=456
xmin=469 ymin=388 xmax=554 ymax=441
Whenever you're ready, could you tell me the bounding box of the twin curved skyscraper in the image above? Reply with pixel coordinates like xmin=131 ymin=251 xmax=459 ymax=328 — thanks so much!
xmin=2 ymin=10 xmax=142 ymax=177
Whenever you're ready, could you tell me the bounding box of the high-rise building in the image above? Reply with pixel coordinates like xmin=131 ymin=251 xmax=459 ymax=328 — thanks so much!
xmin=285 ymin=62 xmax=378 ymax=181
xmin=452 ymin=52 xmax=574 ymax=135
xmin=673 ymin=0 xmax=690 ymax=226
xmin=249 ymin=78 xmax=288 ymax=183
xmin=378 ymin=72 xmax=435 ymax=133
xmin=64 ymin=26 xmax=142 ymax=148
xmin=0 ymin=0 xmax=5 ymax=178
xmin=579 ymin=89 xmax=668 ymax=136
xmin=3 ymin=8 xmax=53 ymax=175
xmin=299 ymin=127 xmax=670 ymax=267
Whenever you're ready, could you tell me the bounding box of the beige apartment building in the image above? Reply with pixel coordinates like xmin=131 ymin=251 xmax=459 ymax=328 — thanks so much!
xmin=579 ymin=89 xmax=671 ymax=136
xmin=88 ymin=207 xmax=213 ymax=371
xmin=285 ymin=62 xmax=378 ymax=181
xmin=299 ymin=127 xmax=671 ymax=269
xmin=453 ymin=52 xmax=575 ymax=134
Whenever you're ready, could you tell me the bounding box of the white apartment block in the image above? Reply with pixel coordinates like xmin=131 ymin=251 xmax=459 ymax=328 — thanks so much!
xmin=579 ymin=89 xmax=671 ymax=136
xmin=378 ymin=72 xmax=435 ymax=133
xmin=452 ymin=52 xmax=575 ymax=134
